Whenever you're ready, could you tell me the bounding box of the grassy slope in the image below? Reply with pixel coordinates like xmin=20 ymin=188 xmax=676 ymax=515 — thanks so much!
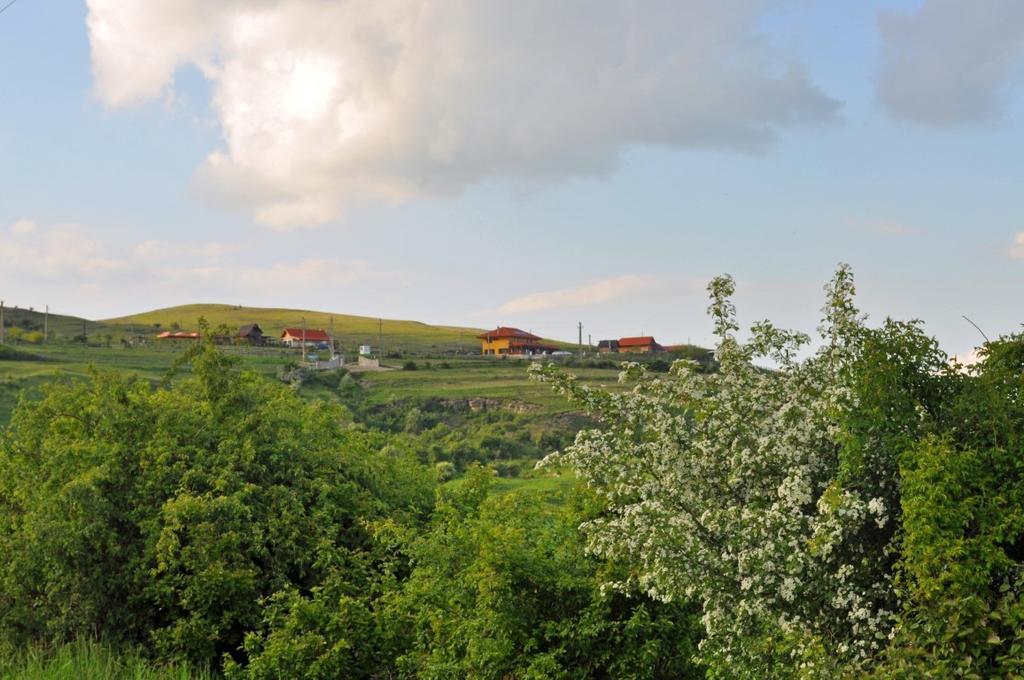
xmin=0 ymin=344 xmax=623 ymax=425
xmin=0 ymin=306 xmax=122 ymax=340
xmin=103 ymin=303 xmax=487 ymax=354
xmin=358 ymin=360 xmax=622 ymax=414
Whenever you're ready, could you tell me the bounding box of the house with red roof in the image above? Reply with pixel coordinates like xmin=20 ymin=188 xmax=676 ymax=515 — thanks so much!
xmin=155 ymin=331 xmax=200 ymax=340
xmin=617 ymin=336 xmax=664 ymax=354
xmin=280 ymin=327 xmax=331 ymax=348
xmin=478 ymin=326 xmax=557 ymax=356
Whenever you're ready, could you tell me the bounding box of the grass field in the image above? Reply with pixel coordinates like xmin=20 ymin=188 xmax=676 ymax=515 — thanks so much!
xmin=358 ymin=359 xmax=622 ymax=413
xmin=4 ymin=301 xmax=572 ymax=355
xmin=104 ymin=303 xmax=493 ymax=354
xmin=0 ymin=639 xmax=212 ymax=680
xmin=0 ymin=343 xmax=623 ymax=426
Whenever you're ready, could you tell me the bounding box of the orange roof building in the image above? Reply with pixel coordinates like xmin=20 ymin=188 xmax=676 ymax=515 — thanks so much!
xmin=478 ymin=326 xmax=557 ymax=356
xmin=617 ymin=336 xmax=664 ymax=354
xmin=156 ymin=331 xmax=200 ymax=340
xmin=281 ymin=328 xmax=331 ymax=347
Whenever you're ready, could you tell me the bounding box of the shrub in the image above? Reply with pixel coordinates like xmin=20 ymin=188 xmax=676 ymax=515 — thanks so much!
xmin=531 ymin=265 xmax=1010 ymax=677
xmin=434 ymin=461 xmax=456 ymax=482
xmin=402 ymin=360 xmax=417 ymax=371
xmin=0 ymin=341 xmax=434 ymax=669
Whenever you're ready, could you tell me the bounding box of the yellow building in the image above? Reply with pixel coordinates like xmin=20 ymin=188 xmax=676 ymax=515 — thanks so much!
xmin=478 ymin=326 xmax=556 ymax=356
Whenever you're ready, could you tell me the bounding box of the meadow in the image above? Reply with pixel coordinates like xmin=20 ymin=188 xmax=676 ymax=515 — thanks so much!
xmin=103 ymin=303 xmax=568 ymax=354
xmin=0 ymin=343 xmax=626 ymax=426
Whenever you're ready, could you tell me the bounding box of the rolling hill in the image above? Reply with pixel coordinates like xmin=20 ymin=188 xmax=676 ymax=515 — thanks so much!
xmin=0 ymin=306 xmax=122 ymax=341
xmin=102 ymin=303 xmax=490 ymax=354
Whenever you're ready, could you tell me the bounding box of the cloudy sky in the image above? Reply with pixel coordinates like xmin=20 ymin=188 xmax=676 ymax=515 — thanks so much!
xmin=1 ymin=1 xmax=1022 ymax=354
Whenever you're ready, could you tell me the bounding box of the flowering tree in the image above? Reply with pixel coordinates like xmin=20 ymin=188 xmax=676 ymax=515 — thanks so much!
xmin=531 ymin=266 xmax=949 ymax=677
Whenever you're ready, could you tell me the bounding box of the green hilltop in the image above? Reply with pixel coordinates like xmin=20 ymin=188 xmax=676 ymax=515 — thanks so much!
xmin=102 ymin=303 xmax=489 ymax=354
xmin=0 ymin=306 xmax=121 ymax=340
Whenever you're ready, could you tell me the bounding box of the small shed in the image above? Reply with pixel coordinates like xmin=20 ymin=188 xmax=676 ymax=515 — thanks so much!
xmin=238 ymin=323 xmax=264 ymax=345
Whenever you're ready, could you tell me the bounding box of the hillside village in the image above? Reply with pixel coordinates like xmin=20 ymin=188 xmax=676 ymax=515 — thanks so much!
xmin=0 ymin=302 xmax=697 ymax=361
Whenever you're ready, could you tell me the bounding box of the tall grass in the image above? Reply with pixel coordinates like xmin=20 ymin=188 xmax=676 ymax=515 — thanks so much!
xmin=0 ymin=639 xmax=214 ymax=679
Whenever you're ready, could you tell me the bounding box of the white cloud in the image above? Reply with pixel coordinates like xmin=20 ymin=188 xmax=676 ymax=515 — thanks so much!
xmin=134 ymin=239 xmax=236 ymax=260
xmin=878 ymin=0 xmax=1024 ymax=125
xmin=1010 ymin=231 xmax=1024 ymax=259
xmin=495 ymin=275 xmax=656 ymax=315
xmin=0 ymin=220 xmax=395 ymax=313
xmin=10 ymin=218 xmax=37 ymax=235
xmin=87 ymin=0 xmax=840 ymax=228
xmin=1 ymin=221 xmax=128 ymax=278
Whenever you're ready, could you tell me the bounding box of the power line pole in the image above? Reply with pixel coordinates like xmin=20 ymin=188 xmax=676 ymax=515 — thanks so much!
xmin=578 ymin=321 xmax=583 ymax=356
xmin=44 ymin=305 xmax=48 ymax=343
xmin=378 ymin=318 xmax=383 ymax=352
xmin=301 ymin=316 xmax=308 ymax=362
xmin=0 ymin=300 xmax=5 ymax=345
xmin=329 ymin=316 xmax=335 ymax=356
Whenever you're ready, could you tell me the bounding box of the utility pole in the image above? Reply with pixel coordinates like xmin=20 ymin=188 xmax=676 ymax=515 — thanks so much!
xmin=378 ymin=318 xmax=383 ymax=353
xmin=578 ymin=321 xmax=583 ymax=356
xmin=588 ymin=333 xmax=592 ymax=351
xmin=0 ymin=300 xmax=5 ymax=345
xmin=301 ymin=316 xmax=308 ymax=362
xmin=329 ymin=316 xmax=335 ymax=357
xmin=44 ymin=305 xmax=48 ymax=343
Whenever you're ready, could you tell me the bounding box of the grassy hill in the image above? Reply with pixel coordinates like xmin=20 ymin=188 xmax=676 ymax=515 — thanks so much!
xmin=103 ymin=304 xmax=576 ymax=354
xmin=0 ymin=306 xmax=122 ymax=341
xmin=104 ymin=303 xmax=487 ymax=354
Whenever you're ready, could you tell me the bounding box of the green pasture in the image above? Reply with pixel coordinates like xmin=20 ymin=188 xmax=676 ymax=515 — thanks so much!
xmin=357 ymin=359 xmax=623 ymax=414
xmin=0 ymin=343 xmax=623 ymax=425
xmin=104 ymin=303 xmax=490 ymax=354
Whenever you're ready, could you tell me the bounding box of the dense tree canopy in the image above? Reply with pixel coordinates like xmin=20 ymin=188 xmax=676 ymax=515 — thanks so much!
xmin=0 ymin=342 xmax=434 ymax=666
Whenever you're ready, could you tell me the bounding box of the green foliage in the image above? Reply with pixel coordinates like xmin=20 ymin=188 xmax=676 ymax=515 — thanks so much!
xmin=388 ymin=468 xmax=704 ymax=679
xmin=868 ymin=335 xmax=1024 ymax=678
xmin=0 ymin=340 xmax=434 ymax=668
xmin=233 ymin=467 xmax=704 ymax=679
xmin=532 ymin=267 xmax=1024 ymax=678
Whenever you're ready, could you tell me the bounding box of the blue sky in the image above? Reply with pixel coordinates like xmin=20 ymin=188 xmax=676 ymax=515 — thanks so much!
xmin=1 ymin=1 xmax=1022 ymax=357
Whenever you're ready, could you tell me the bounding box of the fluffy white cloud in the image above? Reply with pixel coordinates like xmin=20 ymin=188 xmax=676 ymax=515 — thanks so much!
xmin=87 ymin=0 xmax=839 ymax=228
xmin=878 ymin=0 xmax=1024 ymax=125
xmin=0 ymin=219 xmax=393 ymax=314
xmin=1 ymin=220 xmax=127 ymax=277
xmin=10 ymin=218 xmax=37 ymax=235
xmin=495 ymin=275 xmax=656 ymax=315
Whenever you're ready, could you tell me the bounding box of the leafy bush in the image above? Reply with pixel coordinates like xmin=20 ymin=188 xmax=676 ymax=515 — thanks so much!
xmin=0 ymin=341 xmax=434 ymax=668
xmin=389 ymin=468 xmax=705 ymax=678
xmin=235 ymin=467 xmax=705 ymax=679
xmin=532 ymin=265 xmax=1024 ymax=677
xmin=402 ymin=360 xmax=418 ymax=371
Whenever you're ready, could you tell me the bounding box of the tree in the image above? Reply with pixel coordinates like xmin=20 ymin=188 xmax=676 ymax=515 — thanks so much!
xmin=530 ymin=266 xmax=957 ymax=677
xmin=0 ymin=339 xmax=434 ymax=668
xmin=234 ymin=466 xmax=704 ymax=679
